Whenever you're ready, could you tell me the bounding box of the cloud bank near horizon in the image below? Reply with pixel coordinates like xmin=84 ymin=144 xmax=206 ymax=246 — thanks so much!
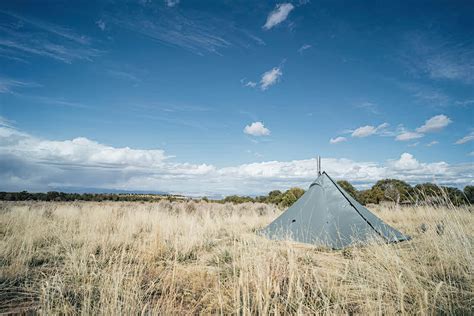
xmin=1 ymin=124 xmax=472 ymax=197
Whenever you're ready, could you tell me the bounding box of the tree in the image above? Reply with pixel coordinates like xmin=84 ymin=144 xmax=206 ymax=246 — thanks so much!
xmin=280 ymin=191 xmax=297 ymax=208
xmin=444 ymin=187 xmax=467 ymax=206
xmin=373 ymin=179 xmax=412 ymax=203
xmin=414 ymin=184 xmax=467 ymax=206
xmin=267 ymin=190 xmax=283 ymax=204
xmin=414 ymin=183 xmax=443 ymax=204
xmin=287 ymin=187 xmax=305 ymax=200
xmin=337 ymin=180 xmax=358 ymax=201
xmin=464 ymin=186 xmax=474 ymax=204
xmin=358 ymin=187 xmax=384 ymax=205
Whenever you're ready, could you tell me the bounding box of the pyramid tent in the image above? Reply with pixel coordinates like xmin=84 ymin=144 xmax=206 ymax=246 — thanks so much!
xmin=261 ymin=172 xmax=410 ymax=249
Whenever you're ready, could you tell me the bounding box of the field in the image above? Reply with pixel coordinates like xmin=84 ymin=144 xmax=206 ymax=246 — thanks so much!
xmin=0 ymin=200 xmax=472 ymax=314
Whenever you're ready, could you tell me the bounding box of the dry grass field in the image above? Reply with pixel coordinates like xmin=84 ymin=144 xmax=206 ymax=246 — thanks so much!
xmin=0 ymin=200 xmax=472 ymax=314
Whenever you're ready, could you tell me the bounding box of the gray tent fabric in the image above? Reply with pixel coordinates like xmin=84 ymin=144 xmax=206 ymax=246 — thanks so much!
xmin=261 ymin=172 xmax=410 ymax=249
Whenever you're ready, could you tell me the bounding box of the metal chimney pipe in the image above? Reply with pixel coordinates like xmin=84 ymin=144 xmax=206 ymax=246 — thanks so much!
xmin=317 ymin=156 xmax=321 ymax=176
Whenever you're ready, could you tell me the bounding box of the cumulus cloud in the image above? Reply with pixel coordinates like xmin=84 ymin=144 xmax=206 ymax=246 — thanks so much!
xmin=243 ymin=122 xmax=271 ymax=136
xmin=263 ymin=3 xmax=295 ymax=30
xmin=351 ymin=123 xmax=388 ymax=138
xmin=0 ymin=126 xmax=168 ymax=168
xmin=455 ymin=132 xmax=474 ymax=145
xmin=0 ymin=123 xmax=472 ymax=196
xmin=391 ymin=153 xmax=420 ymax=170
xmin=352 ymin=125 xmax=377 ymax=138
xmin=347 ymin=115 xmax=452 ymax=143
xmin=260 ymin=67 xmax=283 ymax=90
xmin=329 ymin=136 xmax=347 ymax=144
xmin=0 ymin=124 xmax=216 ymax=194
xmin=243 ymin=65 xmax=283 ymax=90
xmin=416 ymin=114 xmax=452 ymax=133
xmin=394 ymin=115 xmax=450 ymax=142
xmin=387 ymin=153 xmax=454 ymax=183
xmin=396 ymin=131 xmax=424 ymax=141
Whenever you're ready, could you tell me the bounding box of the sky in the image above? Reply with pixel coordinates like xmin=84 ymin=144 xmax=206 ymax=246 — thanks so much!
xmin=0 ymin=0 xmax=473 ymax=196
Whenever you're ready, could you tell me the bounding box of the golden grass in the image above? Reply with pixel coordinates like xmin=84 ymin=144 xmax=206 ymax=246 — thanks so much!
xmin=0 ymin=200 xmax=472 ymax=314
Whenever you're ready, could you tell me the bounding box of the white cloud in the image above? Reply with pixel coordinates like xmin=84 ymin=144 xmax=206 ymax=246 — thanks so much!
xmin=243 ymin=122 xmax=271 ymax=137
xmin=0 ymin=116 xmax=15 ymax=129
xmin=96 ymin=20 xmax=106 ymax=31
xmin=298 ymin=44 xmax=311 ymax=54
xmin=416 ymin=114 xmax=452 ymax=133
xmin=2 ymin=11 xmax=90 ymax=45
xmin=392 ymin=114 xmax=452 ymax=142
xmin=0 ymin=77 xmax=39 ymax=93
xmin=351 ymin=123 xmax=388 ymax=138
xmin=403 ymin=34 xmax=474 ymax=84
xmin=0 ymin=128 xmax=168 ymax=168
xmin=165 ymin=0 xmax=180 ymax=7
xmin=426 ymin=141 xmax=439 ymax=147
xmin=106 ymin=4 xmax=262 ymax=56
xmin=329 ymin=136 xmax=347 ymax=144
xmin=0 ymin=11 xmax=101 ymax=63
xmin=455 ymin=132 xmax=474 ymax=145
xmin=391 ymin=153 xmax=420 ymax=170
xmin=396 ymin=131 xmax=424 ymax=141
xmin=455 ymin=99 xmax=474 ymax=106
xmin=387 ymin=153 xmax=453 ymax=182
xmin=240 ymin=79 xmax=257 ymax=88
xmin=0 ymin=124 xmax=472 ymax=196
xmin=260 ymin=67 xmax=282 ymax=90
xmin=346 ymin=115 xmax=451 ymax=143
xmin=352 ymin=125 xmax=376 ymax=137
xmin=263 ymin=3 xmax=295 ymax=30
xmin=107 ymin=69 xmax=141 ymax=83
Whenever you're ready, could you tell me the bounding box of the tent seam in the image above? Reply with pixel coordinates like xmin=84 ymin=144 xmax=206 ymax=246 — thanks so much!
xmin=322 ymin=172 xmax=386 ymax=240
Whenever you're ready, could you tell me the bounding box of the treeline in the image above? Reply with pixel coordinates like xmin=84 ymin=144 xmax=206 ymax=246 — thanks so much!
xmin=338 ymin=180 xmax=473 ymax=206
xmin=1 ymin=180 xmax=473 ymax=207
xmin=0 ymin=191 xmax=184 ymax=202
xmin=220 ymin=187 xmax=306 ymax=208
xmin=220 ymin=180 xmax=473 ymax=207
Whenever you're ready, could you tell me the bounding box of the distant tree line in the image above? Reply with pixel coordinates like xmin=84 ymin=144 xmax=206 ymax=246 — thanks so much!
xmin=338 ymin=180 xmax=472 ymax=206
xmin=1 ymin=180 xmax=472 ymax=207
xmin=218 ymin=180 xmax=473 ymax=207
xmin=220 ymin=187 xmax=306 ymax=208
xmin=0 ymin=191 xmax=184 ymax=202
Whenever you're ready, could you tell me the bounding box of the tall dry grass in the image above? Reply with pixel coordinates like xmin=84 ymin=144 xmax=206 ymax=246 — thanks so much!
xmin=0 ymin=200 xmax=472 ymax=314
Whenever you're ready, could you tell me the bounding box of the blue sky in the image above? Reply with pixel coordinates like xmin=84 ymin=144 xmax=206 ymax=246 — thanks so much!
xmin=0 ymin=0 xmax=473 ymax=195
